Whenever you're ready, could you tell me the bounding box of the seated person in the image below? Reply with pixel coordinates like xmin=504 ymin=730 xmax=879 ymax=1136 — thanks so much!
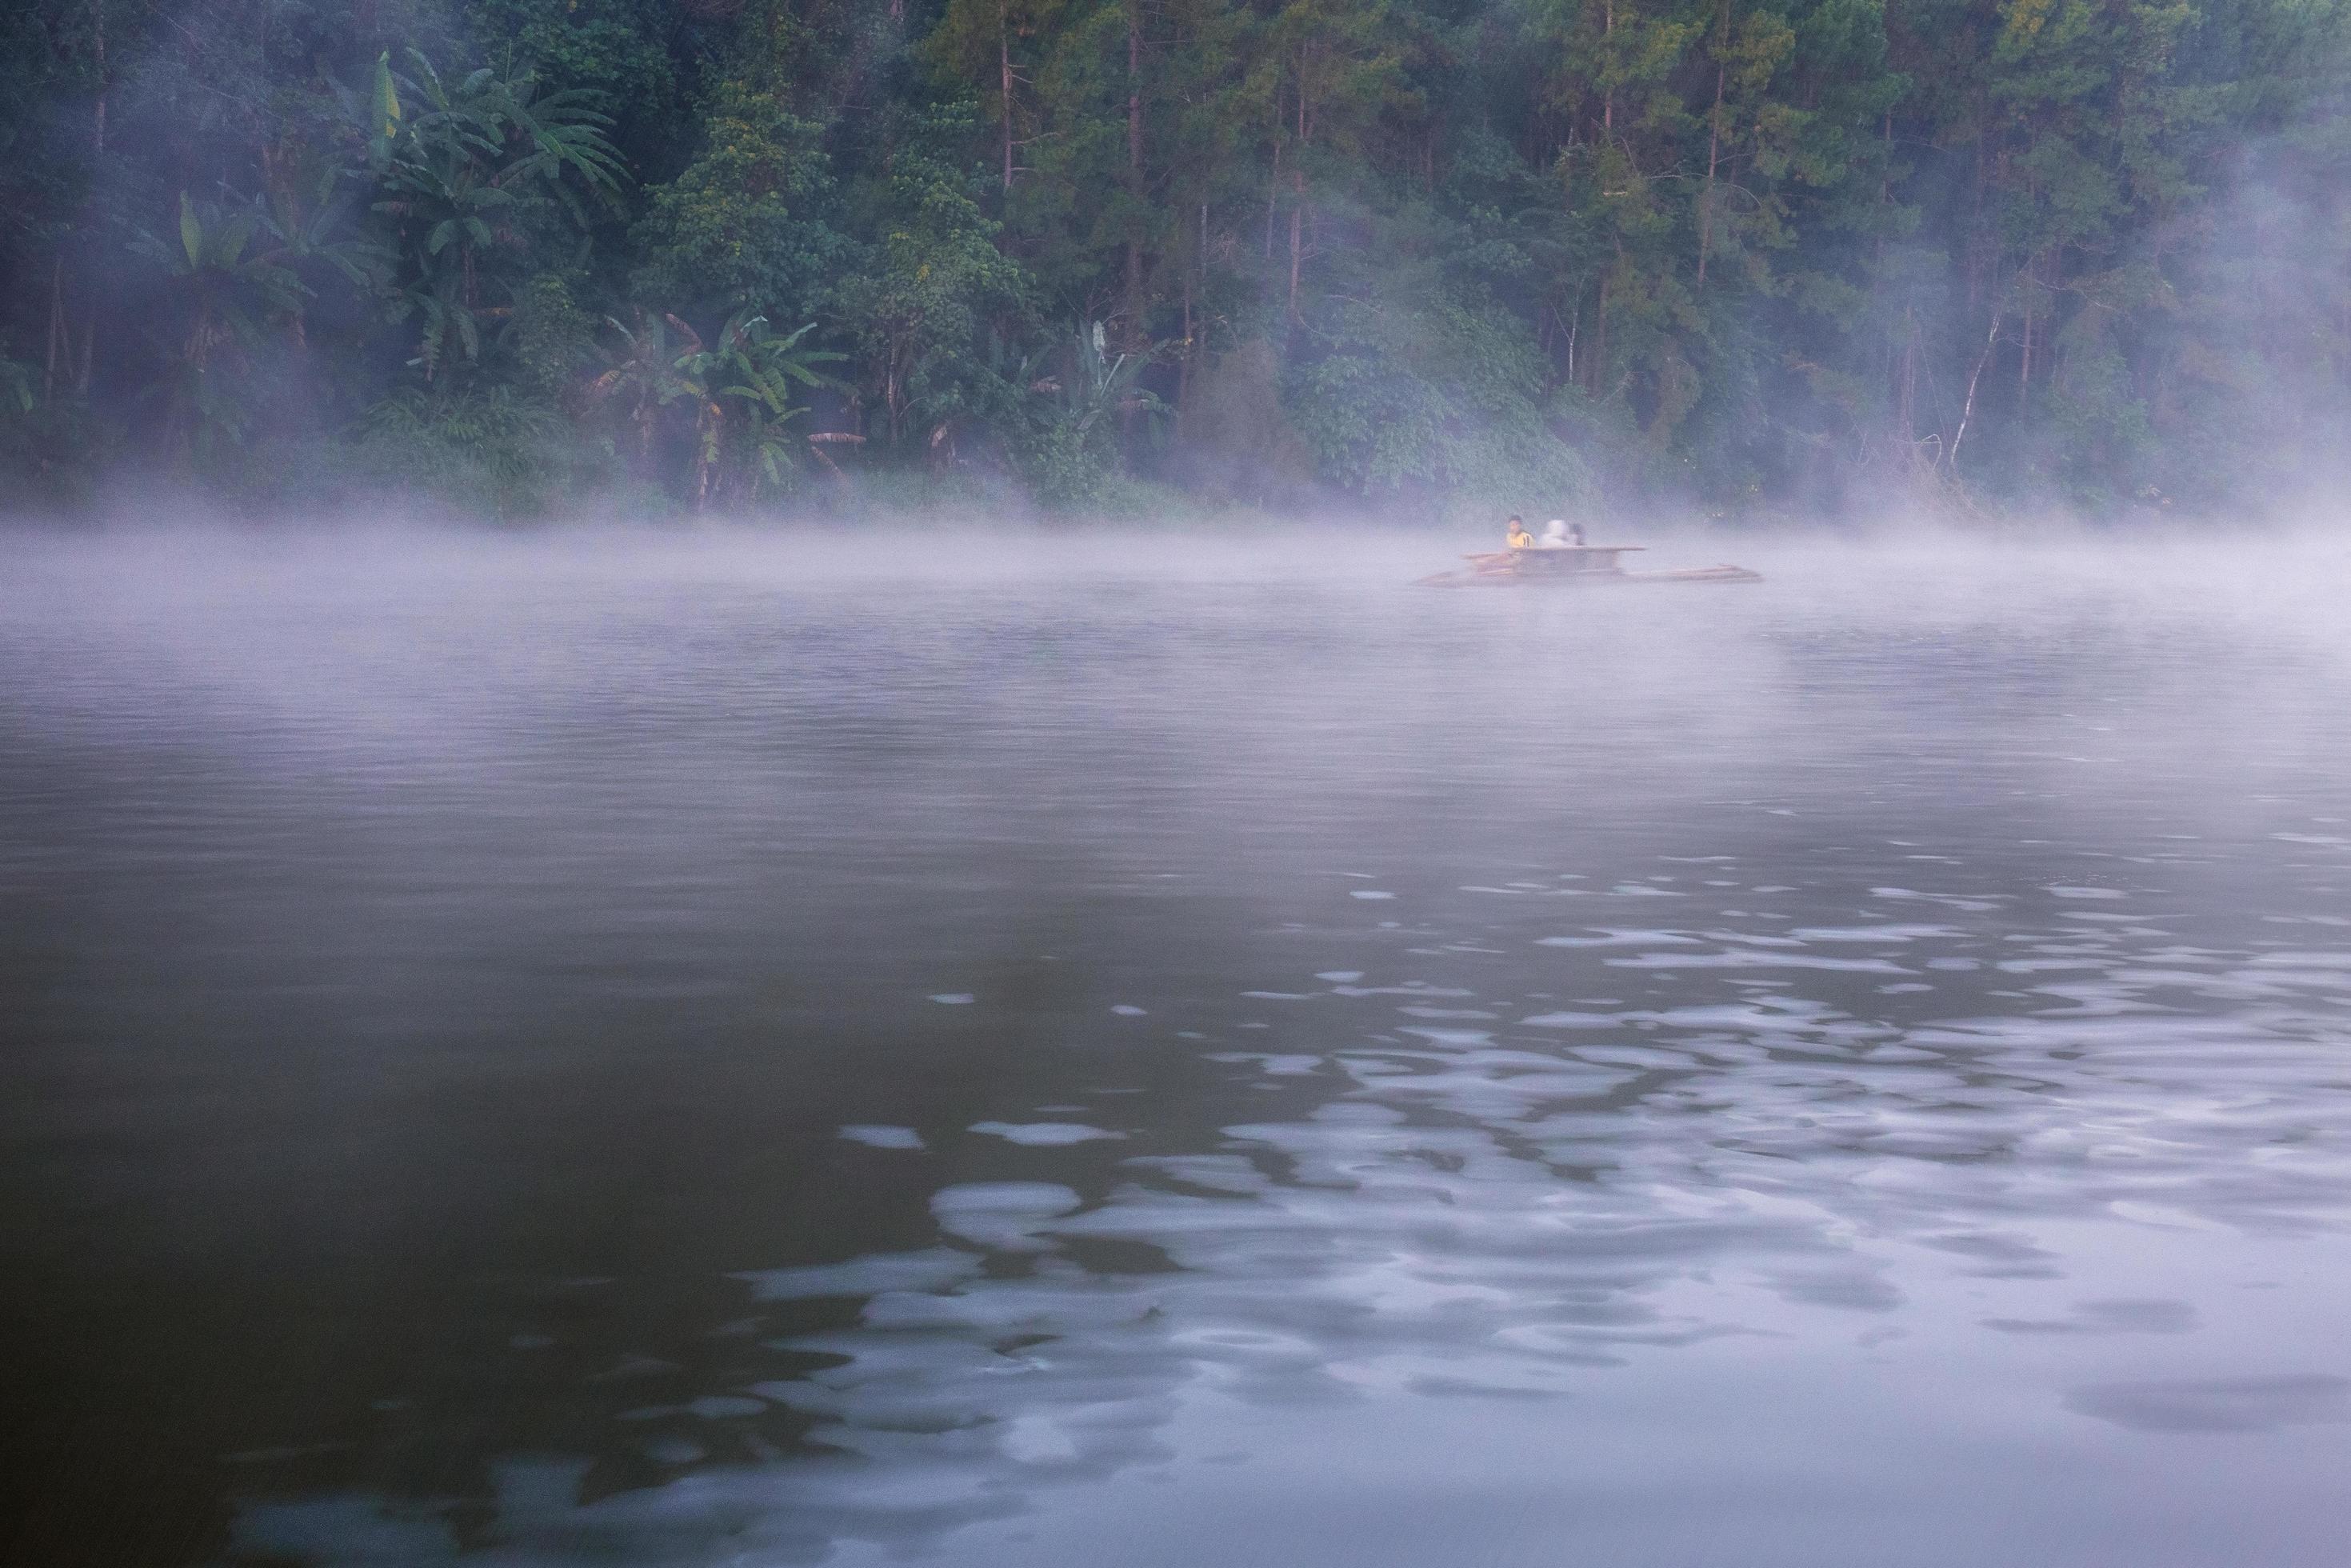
xmin=1505 ymin=515 xmax=1534 ymax=549
xmin=1534 ymin=519 xmax=1590 ymax=550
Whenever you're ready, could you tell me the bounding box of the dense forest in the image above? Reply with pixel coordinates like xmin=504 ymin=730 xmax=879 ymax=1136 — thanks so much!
xmin=3 ymin=0 xmax=2349 ymax=519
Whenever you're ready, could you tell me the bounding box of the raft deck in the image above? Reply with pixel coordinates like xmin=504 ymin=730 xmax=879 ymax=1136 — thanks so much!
xmin=1417 ymin=543 xmax=1761 ymax=587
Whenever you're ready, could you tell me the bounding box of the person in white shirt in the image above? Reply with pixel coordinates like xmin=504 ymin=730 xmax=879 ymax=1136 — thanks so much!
xmin=1538 ymin=519 xmax=1587 ymax=548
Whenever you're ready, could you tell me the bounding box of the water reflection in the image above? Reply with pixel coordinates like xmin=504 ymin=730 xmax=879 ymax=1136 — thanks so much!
xmin=233 ymin=843 xmax=2351 ymax=1564
xmin=2 ymin=534 xmax=2349 ymax=1566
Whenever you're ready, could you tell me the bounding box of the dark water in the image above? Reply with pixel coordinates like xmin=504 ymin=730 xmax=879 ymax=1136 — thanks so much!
xmin=4 ymin=529 xmax=2350 ymax=1567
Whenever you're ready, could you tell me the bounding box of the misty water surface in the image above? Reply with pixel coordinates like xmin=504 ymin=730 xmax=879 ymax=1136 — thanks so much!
xmin=3 ymin=526 xmax=2350 ymax=1567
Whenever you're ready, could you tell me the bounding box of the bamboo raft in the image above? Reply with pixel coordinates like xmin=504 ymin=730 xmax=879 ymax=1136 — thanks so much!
xmin=1416 ymin=543 xmax=1762 ymax=587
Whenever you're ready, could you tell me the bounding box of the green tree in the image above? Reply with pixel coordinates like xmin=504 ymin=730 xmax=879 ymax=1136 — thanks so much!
xmin=1016 ymin=319 xmax=1168 ymax=503
xmin=587 ymin=309 xmax=702 ymax=476
xmin=828 ymin=107 xmax=1033 ymax=451
xmin=674 ymin=311 xmax=843 ymax=503
xmin=631 ymin=79 xmax=847 ymax=322
xmin=128 ymin=194 xmax=314 ymax=468
xmin=364 ymin=50 xmax=628 ymax=379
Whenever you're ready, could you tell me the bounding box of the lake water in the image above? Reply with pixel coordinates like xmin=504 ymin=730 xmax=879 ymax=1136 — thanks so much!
xmin=4 ymin=526 xmax=2350 ymax=1566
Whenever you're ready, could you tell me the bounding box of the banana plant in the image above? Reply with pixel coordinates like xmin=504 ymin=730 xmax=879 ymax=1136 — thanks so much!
xmin=666 ymin=317 xmax=726 ymax=506
xmin=1009 ymin=322 xmax=1170 ymax=506
xmin=262 ymin=187 xmax=389 ymax=306
xmin=130 ymin=194 xmax=314 ymax=465
xmin=1039 ymin=320 xmax=1166 ymax=440
xmin=682 ymin=313 xmax=843 ymax=502
xmin=586 ymin=311 xmax=701 ymax=474
xmin=589 ymin=309 xmax=842 ymax=502
xmin=355 ymin=50 xmax=627 ymax=379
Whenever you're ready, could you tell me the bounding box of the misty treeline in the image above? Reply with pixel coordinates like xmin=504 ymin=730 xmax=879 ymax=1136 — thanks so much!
xmin=3 ymin=0 xmax=2349 ymax=519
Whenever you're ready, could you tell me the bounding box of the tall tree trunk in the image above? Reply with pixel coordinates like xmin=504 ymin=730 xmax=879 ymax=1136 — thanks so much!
xmin=999 ymin=2 xmax=1014 ymax=191
xmin=1265 ymin=134 xmax=1280 ymax=262
xmin=1897 ymin=306 xmax=1917 ymax=445
xmin=2018 ymin=252 xmax=2034 ymax=399
xmin=78 ymin=0 xmax=105 ymax=398
xmin=1602 ymin=0 xmax=1615 ymax=134
xmin=1697 ymin=62 xmax=1724 ymax=286
xmin=1951 ymin=303 xmax=2000 ymax=471
xmin=1877 ymin=110 xmax=1893 ymax=210
xmin=1965 ymin=118 xmax=1988 ymax=313
xmin=1178 ymin=249 xmax=1194 ymax=407
xmin=1288 ymin=201 xmax=1304 ymax=318
xmin=1287 ymin=58 xmax=1307 ymax=319
xmin=45 ymin=255 xmax=64 ymax=402
xmin=1123 ymin=0 xmax=1145 ymax=353
xmin=1591 ymin=272 xmax=1610 ymax=396
xmin=1697 ymin=0 xmax=1728 ymax=286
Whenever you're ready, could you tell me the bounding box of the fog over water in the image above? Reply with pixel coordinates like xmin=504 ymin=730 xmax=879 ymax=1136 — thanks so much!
xmin=4 ymin=524 xmax=2351 ymax=1566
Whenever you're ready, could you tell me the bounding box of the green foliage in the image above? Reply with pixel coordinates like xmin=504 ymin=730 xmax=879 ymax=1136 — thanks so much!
xmin=631 ymin=81 xmax=848 ymax=321
xmin=827 ymin=106 xmax=1032 ymax=453
xmin=468 ymin=0 xmax=682 ymax=156
xmin=674 ymin=311 xmax=845 ymax=504
xmin=365 ymin=49 xmax=628 ymax=379
xmin=514 ymin=274 xmax=598 ymax=399
xmin=1288 ymin=293 xmax=1591 ymax=509
xmin=6 ymin=0 xmax=2351 ymax=515
xmin=1016 ymin=322 xmax=1170 ymax=507
xmin=351 ymin=382 xmax=594 ymax=516
xmin=587 ymin=310 xmax=703 ymax=475
xmin=126 ymin=194 xmax=318 ymax=470
xmin=0 ymin=361 xmax=112 ymax=506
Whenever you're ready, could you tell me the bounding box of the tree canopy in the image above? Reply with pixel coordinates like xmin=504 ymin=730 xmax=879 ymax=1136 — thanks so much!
xmin=3 ymin=0 xmax=2349 ymax=518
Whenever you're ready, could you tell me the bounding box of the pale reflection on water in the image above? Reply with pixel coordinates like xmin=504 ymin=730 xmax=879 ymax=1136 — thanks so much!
xmin=2 ymin=530 xmax=2349 ymax=1566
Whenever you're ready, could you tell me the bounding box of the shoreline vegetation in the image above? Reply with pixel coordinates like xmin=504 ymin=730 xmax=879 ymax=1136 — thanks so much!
xmin=5 ymin=0 xmax=2350 ymax=526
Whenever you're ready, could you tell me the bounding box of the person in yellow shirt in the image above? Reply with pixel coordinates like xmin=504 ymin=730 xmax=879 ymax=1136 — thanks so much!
xmin=1505 ymin=515 xmax=1533 ymax=549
